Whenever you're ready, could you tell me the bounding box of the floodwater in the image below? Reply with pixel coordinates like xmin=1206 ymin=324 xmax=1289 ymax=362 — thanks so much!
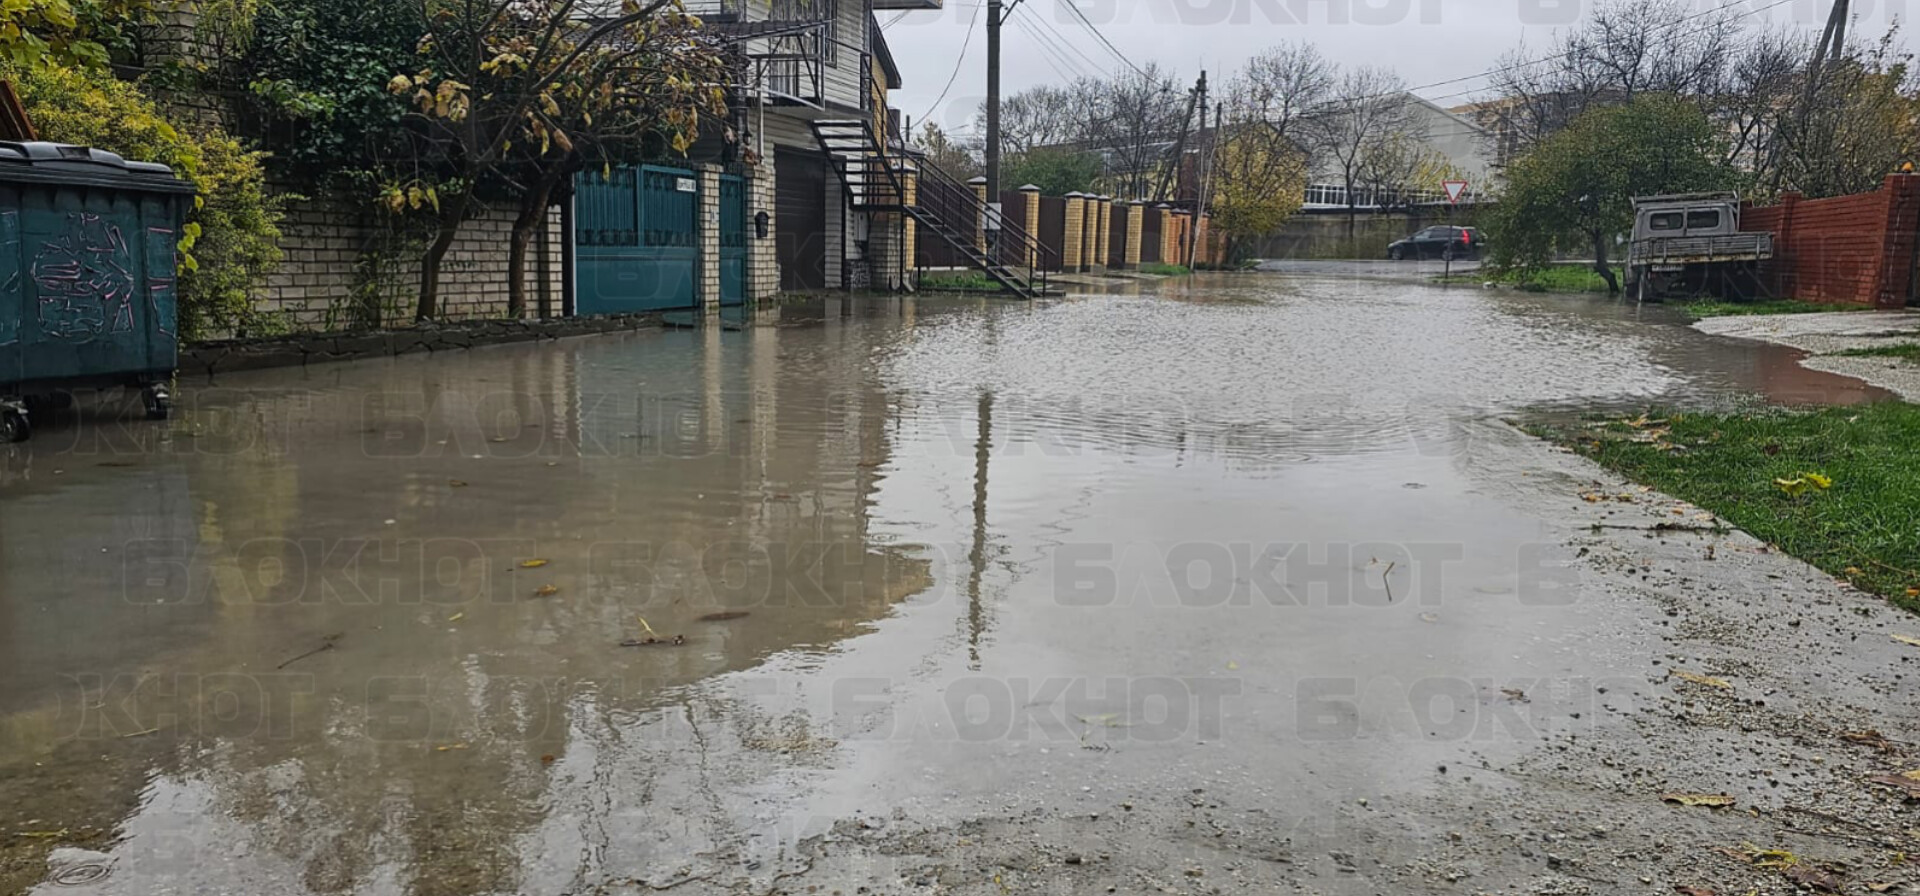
xmin=0 ymin=273 xmax=1888 ymax=894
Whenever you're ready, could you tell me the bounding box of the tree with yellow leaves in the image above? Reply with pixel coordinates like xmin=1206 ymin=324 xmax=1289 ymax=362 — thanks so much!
xmin=1205 ymin=122 xmax=1307 ymax=265
xmin=388 ymin=0 xmax=727 ymax=320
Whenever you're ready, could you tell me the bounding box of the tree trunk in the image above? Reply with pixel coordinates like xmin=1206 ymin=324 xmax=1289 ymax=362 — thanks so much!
xmin=1590 ymin=230 xmax=1619 ymax=294
xmin=507 ymin=175 xmax=557 ymax=320
xmin=416 ymin=191 xmax=472 ymax=323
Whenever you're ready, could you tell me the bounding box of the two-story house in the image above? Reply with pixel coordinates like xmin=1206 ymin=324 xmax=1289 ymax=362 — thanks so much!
xmin=701 ymin=0 xmax=920 ymax=292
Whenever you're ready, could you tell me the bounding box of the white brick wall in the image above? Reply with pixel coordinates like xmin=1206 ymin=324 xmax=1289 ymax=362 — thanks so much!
xmin=258 ymin=194 xmax=564 ymax=330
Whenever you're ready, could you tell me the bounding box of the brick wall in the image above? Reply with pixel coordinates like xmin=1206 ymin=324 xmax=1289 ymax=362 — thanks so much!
xmin=1742 ymin=174 xmax=1920 ymax=308
xmin=260 ymin=194 xmax=563 ymax=330
xmin=747 ymin=156 xmax=778 ymax=300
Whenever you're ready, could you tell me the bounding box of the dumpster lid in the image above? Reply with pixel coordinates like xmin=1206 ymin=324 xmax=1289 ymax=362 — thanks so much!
xmin=0 ymin=141 xmax=195 ymax=194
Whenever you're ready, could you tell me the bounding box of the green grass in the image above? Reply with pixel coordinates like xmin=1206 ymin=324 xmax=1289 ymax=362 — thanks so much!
xmin=1675 ymin=298 xmax=1866 ymax=319
xmin=1138 ymin=263 xmax=1192 ymax=276
xmin=1440 ymin=264 xmax=1621 ymax=293
xmin=1833 ymin=343 xmax=1920 ymax=361
xmin=1531 ymin=403 xmax=1920 ymax=611
xmin=917 ymin=271 xmax=1004 ymax=292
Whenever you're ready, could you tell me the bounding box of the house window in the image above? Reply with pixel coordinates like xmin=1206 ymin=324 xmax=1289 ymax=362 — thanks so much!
xmin=1685 ymin=209 xmax=1721 ymax=231
xmin=823 ymin=0 xmax=838 ymax=65
xmin=1648 ymin=212 xmax=1683 ymax=231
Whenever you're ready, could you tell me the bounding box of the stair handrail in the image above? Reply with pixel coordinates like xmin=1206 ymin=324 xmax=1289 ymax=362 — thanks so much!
xmin=905 ymin=152 xmax=1055 ymax=296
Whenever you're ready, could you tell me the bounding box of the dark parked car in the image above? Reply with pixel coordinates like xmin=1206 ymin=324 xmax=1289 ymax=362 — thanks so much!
xmin=1387 ymin=226 xmax=1484 ymax=261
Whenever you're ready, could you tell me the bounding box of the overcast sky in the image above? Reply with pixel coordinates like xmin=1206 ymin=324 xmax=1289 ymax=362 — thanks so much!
xmin=881 ymin=0 xmax=1913 ymax=137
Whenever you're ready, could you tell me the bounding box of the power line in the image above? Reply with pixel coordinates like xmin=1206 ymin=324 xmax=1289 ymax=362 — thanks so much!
xmin=1012 ymin=15 xmax=1099 ymax=83
xmin=1052 ymin=0 xmax=1146 ymax=78
xmin=1013 ymin=9 xmax=1108 ymax=80
xmin=917 ymin=0 xmax=986 ymax=123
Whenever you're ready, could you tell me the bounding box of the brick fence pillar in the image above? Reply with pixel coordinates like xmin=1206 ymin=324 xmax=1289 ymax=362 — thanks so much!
xmin=1124 ymin=202 xmax=1144 ymax=269
xmin=1093 ymin=196 xmax=1111 ymax=270
xmin=969 ymin=176 xmax=988 ymax=255
xmin=1019 ymin=184 xmax=1041 ymax=267
xmin=902 ymin=161 xmax=919 ymax=284
xmin=1155 ymin=205 xmax=1174 ymax=265
xmin=698 ymin=165 xmax=721 ymax=309
xmin=1063 ymin=192 xmax=1086 ymax=271
xmin=748 ymin=155 xmax=778 ymax=300
xmin=1877 ymin=174 xmax=1919 ymax=307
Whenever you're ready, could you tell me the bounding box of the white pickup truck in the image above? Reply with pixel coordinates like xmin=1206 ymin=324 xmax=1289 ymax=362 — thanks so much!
xmin=1624 ymin=193 xmax=1773 ymax=301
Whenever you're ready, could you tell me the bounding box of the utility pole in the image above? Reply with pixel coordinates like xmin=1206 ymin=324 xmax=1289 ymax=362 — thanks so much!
xmin=1777 ymin=0 xmax=1850 ymax=191
xmin=1187 ymin=99 xmax=1221 ymax=269
xmin=1154 ymin=75 xmax=1200 ymax=202
xmin=984 ymin=0 xmax=1004 ymax=253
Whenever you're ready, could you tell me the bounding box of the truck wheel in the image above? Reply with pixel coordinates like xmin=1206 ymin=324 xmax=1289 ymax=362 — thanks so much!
xmin=0 ymin=409 xmax=30 ymax=443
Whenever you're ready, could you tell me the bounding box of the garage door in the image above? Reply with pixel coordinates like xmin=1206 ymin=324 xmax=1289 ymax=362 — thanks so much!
xmin=775 ymin=148 xmax=827 ymax=291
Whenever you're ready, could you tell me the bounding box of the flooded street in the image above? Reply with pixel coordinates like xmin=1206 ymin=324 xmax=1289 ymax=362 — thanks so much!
xmin=2 ymin=273 xmax=1911 ymax=894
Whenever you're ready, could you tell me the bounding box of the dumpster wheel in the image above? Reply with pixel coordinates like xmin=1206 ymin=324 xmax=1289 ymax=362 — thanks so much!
xmin=0 ymin=404 xmax=29 ymax=444
xmin=142 ymin=384 xmax=171 ymax=421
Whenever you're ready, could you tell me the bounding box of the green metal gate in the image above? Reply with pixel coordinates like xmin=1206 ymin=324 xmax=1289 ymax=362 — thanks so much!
xmin=574 ymin=164 xmax=699 ymax=313
xmin=718 ymin=173 xmax=746 ymax=305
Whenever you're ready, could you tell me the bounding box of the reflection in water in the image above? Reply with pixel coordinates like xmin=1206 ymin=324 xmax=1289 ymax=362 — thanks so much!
xmin=966 ymin=391 xmax=992 ymax=670
xmin=0 ymin=279 xmax=1895 ymax=894
xmin=0 ymin=316 xmax=931 ymax=895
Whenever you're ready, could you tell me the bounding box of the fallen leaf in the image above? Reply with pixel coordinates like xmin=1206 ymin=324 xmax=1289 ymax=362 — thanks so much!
xmin=1805 ymin=472 xmax=1833 ymax=489
xmin=1783 ymin=865 xmax=1843 ymax=892
xmin=1868 ymin=774 xmax=1920 ymax=799
xmin=533 ymin=585 xmax=559 ymax=597
xmin=520 ymin=559 xmax=549 ymax=569
xmin=697 ymin=611 xmax=750 ymax=621
xmin=1674 ymin=887 xmax=1716 ymax=896
xmin=1867 ymin=882 xmax=1900 ymax=892
xmin=1500 ymin=688 xmax=1529 ymax=703
xmin=1673 ymin=670 xmax=1733 ymax=691
xmin=1740 ymin=844 xmax=1798 ymax=868
xmin=540 ymin=754 xmax=556 ymax=765
xmin=1893 ymin=635 xmax=1920 ymax=648
xmin=447 ymin=612 xmax=464 ymax=622
xmin=1660 ymin=792 xmax=1735 ymax=807
xmin=1906 ymin=588 xmax=1919 ymax=597
xmin=1776 ymin=477 xmax=1810 ymax=496
xmin=434 ymin=743 xmax=468 ymax=752
xmin=449 ymin=479 xmax=468 ymax=488
xmin=1843 ymin=730 xmax=1899 ymax=753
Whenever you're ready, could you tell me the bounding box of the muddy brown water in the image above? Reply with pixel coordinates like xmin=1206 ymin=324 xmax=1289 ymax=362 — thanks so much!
xmin=0 ymin=274 xmax=1889 ymax=894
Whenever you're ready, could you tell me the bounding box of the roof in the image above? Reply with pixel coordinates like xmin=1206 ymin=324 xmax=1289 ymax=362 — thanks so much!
xmin=870 ymin=14 xmax=902 ymax=89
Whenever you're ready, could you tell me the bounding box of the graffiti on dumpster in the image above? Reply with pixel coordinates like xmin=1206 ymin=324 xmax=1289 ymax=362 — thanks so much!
xmin=0 ymin=211 xmax=18 ymax=347
xmin=32 ymin=213 xmax=137 ymax=343
xmin=146 ymin=227 xmax=176 ymax=337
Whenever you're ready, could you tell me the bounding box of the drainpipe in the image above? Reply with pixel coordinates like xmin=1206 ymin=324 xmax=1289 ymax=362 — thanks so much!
xmin=561 ymin=190 xmax=577 ymax=317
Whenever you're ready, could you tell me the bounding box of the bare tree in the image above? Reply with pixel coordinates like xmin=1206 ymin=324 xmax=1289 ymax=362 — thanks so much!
xmin=1718 ymin=27 xmax=1804 ymax=182
xmin=913 ymin=121 xmax=981 ymax=180
xmin=1226 ymin=41 xmax=1333 ymax=146
xmin=1081 ymin=63 xmax=1183 ymax=200
xmin=979 ymin=81 xmax=1097 ymax=155
xmin=1486 ymin=0 xmax=1740 ymax=153
xmin=1307 ymin=66 xmax=1418 ymax=232
xmin=1777 ymin=26 xmax=1920 ymax=198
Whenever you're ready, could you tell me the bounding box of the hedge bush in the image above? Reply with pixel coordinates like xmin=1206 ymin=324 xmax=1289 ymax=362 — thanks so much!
xmin=12 ymin=64 xmax=282 ymax=339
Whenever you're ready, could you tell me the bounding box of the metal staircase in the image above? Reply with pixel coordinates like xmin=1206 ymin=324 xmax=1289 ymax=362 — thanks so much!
xmin=809 ymin=119 xmax=1053 ymax=298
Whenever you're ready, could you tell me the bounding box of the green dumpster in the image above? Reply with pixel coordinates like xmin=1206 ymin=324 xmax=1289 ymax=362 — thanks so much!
xmin=0 ymin=141 xmax=195 ymax=443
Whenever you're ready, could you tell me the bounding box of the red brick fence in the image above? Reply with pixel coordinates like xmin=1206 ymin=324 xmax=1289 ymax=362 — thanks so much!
xmin=1741 ymin=174 xmax=1920 ymax=308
